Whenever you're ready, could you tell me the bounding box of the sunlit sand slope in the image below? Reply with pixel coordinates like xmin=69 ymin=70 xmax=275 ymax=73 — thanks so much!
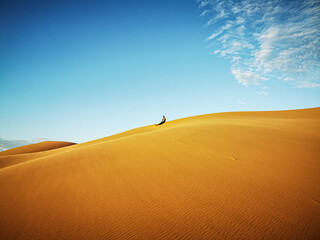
xmin=0 ymin=108 xmax=319 ymax=239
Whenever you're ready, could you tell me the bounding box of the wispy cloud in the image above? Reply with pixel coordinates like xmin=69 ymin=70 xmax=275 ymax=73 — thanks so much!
xmin=231 ymin=68 xmax=266 ymax=86
xmin=198 ymin=1 xmax=209 ymax=8
xmin=256 ymin=90 xmax=268 ymax=96
xmin=199 ymin=0 xmax=320 ymax=88
xmin=200 ymin=10 xmax=210 ymax=17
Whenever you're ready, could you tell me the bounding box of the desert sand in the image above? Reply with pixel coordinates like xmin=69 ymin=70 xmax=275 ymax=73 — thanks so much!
xmin=0 ymin=108 xmax=319 ymax=239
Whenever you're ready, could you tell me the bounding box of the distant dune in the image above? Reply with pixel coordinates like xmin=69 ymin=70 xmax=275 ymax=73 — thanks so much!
xmin=0 ymin=141 xmax=76 ymax=156
xmin=0 ymin=108 xmax=319 ymax=239
xmin=0 ymin=141 xmax=76 ymax=169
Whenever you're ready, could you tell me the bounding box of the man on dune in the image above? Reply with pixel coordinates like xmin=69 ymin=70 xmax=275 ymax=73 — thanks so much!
xmin=156 ymin=115 xmax=166 ymax=126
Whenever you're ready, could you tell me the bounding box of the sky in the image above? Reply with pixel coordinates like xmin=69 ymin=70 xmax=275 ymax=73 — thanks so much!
xmin=0 ymin=0 xmax=319 ymax=148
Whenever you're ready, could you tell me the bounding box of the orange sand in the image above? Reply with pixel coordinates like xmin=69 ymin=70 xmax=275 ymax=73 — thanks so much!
xmin=0 ymin=108 xmax=319 ymax=239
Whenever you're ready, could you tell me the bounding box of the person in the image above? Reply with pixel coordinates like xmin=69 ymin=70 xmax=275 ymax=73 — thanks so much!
xmin=156 ymin=115 xmax=166 ymax=125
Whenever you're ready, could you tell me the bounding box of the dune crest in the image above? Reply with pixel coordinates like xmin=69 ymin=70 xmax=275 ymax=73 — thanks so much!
xmin=0 ymin=108 xmax=319 ymax=239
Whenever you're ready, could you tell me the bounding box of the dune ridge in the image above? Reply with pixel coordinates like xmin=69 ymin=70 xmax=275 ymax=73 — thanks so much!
xmin=0 ymin=108 xmax=319 ymax=239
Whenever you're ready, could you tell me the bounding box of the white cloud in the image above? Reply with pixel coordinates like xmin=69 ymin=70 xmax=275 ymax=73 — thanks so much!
xmin=256 ymin=91 xmax=268 ymax=95
xmin=198 ymin=1 xmax=209 ymax=8
xmin=199 ymin=0 xmax=320 ymax=88
xmin=232 ymin=68 xmax=266 ymax=86
xmin=204 ymin=17 xmax=215 ymax=27
xmin=231 ymin=56 xmax=241 ymax=62
xmin=235 ymin=16 xmax=245 ymax=25
xmin=206 ymin=22 xmax=233 ymax=40
xmin=295 ymin=82 xmax=320 ymax=88
xmin=200 ymin=10 xmax=210 ymax=16
xmin=207 ymin=31 xmax=222 ymax=41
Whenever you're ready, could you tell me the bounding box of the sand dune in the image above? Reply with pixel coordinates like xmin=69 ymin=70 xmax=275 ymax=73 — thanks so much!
xmin=0 ymin=108 xmax=319 ymax=239
xmin=0 ymin=141 xmax=76 ymax=169
xmin=0 ymin=141 xmax=76 ymax=156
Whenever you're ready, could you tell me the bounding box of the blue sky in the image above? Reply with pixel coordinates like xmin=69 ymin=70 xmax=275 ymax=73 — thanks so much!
xmin=0 ymin=0 xmax=319 ymax=147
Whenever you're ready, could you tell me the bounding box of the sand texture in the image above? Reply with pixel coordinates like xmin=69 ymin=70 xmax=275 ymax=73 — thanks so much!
xmin=0 ymin=108 xmax=319 ymax=239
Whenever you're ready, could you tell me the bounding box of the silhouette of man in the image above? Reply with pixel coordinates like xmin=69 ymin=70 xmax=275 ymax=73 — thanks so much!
xmin=156 ymin=115 xmax=166 ymax=125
